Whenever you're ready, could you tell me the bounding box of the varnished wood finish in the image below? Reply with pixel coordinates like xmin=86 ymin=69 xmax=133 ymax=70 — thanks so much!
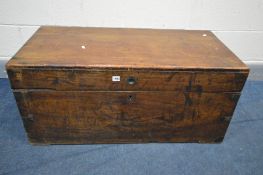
xmin=6 ymin=27 xmax=248 ymax=71
xmin=14 ymin=90 xmax=239 ymax=144
xmin=6 ymin=26 xmax=249 ymax=144
xmin=7 ymin=68 xmax=248 ymax=92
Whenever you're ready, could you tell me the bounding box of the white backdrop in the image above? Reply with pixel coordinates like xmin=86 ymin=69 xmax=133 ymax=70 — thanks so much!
xmin=0 ymin=0 xmax=263 ymax=76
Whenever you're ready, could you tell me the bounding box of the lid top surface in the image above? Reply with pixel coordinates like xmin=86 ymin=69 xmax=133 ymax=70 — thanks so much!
xmin=7 ymin=26 xmax=248 ymax=71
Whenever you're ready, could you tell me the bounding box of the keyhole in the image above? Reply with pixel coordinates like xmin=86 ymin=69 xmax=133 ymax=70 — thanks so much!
xmin=127 ymin=77 xmax=136 ymax=85
xmin=128 ymin=95 xmax=133 ymax=101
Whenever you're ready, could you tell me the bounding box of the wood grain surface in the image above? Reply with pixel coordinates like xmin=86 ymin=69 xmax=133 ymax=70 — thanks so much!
xmin=6 ymin=26 xmax=248 ymax=71
xmin=6 ymin=27 xmax=249 ymax=144
xmin=14 ymin=90 xmax=240 ymax=144
xmin=7 ymin=68 xmax=248 ymax=92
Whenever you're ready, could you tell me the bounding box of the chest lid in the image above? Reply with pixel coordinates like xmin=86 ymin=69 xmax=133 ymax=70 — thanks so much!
xmin=6 ymin=27 xmax=249 ymax=92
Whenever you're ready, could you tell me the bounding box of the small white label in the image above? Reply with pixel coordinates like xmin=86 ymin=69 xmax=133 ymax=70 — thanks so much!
xmin=112 ymin=76 xmax=120 ymax=82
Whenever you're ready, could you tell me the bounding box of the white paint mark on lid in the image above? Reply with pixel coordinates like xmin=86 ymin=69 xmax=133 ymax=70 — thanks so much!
xmin=81 ymin=45 xmax=86 ymax=49
xmin=202 ymin=34 xmax=207 ymax=37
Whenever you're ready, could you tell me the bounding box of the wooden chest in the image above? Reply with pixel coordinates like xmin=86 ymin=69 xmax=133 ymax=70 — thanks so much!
xmin=6 ymin=27 xmax=249 ymax=144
